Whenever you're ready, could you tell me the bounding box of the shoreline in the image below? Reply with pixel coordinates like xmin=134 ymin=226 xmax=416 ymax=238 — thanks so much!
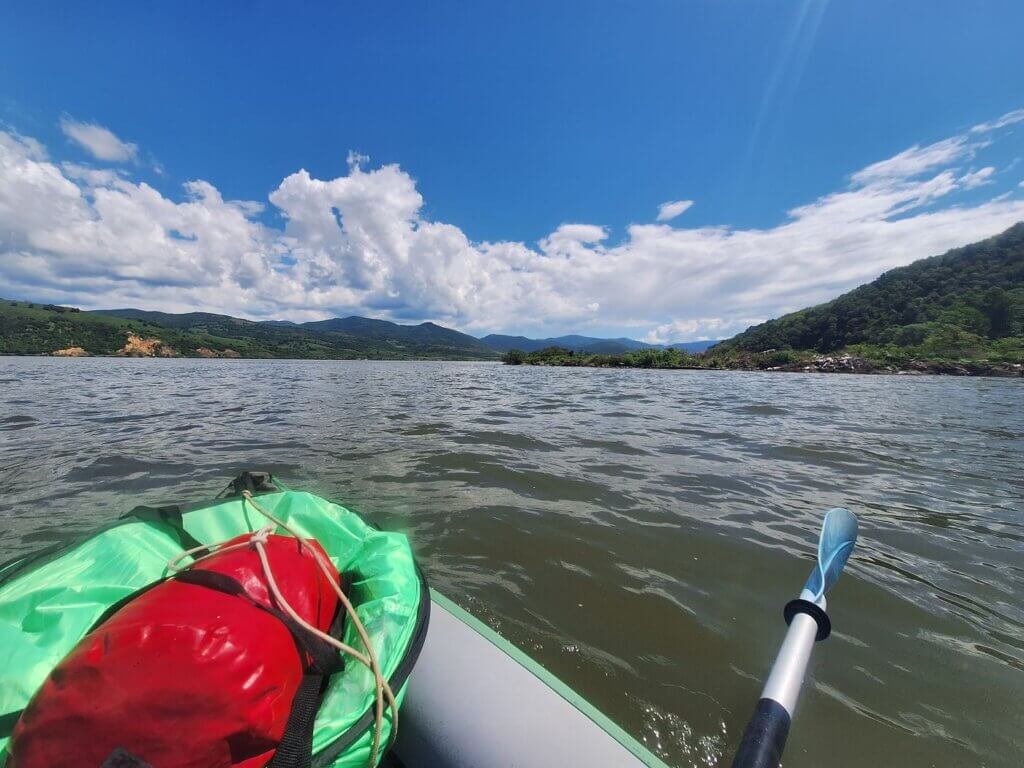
xmin=4 ymin=353 xmax=1022 ymax=377
xmin=505 ymin=353 xmax=1024 ymax=378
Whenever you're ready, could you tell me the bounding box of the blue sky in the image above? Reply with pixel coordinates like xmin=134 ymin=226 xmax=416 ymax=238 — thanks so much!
xmin=2 ymin=1 xmax=1023 ymax=340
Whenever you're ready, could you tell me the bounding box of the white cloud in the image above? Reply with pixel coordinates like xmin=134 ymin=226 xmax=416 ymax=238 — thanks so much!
xmin=644 ymin=318 xmax=738 ymax=344
xmin=60 ymin=117 xmax=138 ymax=162
xmin=346 ymin=150 xmax=370 ymax=170
xmin=850 ymin=137 xmax=971 ymax=185
xmin=2 ymin=109 xmax=1024 ymax=343
xmin=656 ymin=200 xmax=694 ymax=222
xmin=61 ymin=162 xmax=129 ymax=187
xmin=960 ymin=166 xmax=996 ymax=190
xmin=970 ymin=108 xmax=1024 ymax=134
xmin=539 ymin=224 xmax=608 ymax=258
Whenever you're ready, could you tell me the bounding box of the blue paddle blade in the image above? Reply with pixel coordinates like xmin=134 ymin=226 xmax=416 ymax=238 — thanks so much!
xmin=801 ymin=508 xmax=858 ymax=604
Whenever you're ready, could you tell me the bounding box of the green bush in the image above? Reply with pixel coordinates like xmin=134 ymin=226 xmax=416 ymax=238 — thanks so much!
xmin=892 ymin=324 xmax=930 ymax=347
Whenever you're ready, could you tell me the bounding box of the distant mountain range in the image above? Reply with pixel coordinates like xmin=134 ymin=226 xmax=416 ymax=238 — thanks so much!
xmin=95 ymin=308 xmax=498 ymax=358
xmin=0 ymin=303 xmax=499 ymax=359
xmin=480 ymin=334 xmax=720 ymax=354
xmin=0 ymin=302 xmax=718 ymax=359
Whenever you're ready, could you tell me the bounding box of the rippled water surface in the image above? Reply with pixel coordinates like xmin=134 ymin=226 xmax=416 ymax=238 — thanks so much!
xmin=1 ymin=358 xmax=1022 ymax=767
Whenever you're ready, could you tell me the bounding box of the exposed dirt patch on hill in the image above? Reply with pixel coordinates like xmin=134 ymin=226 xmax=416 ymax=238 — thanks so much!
xmin=117 ymin=333 xmax=179 ymax=357
xmin=51 ymin=346 xmax=89 ymax=357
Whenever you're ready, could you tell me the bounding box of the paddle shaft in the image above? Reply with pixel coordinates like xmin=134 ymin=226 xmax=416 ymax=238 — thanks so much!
xmin=731 ymin=612 xmax=819 ymax=768
xmin=732 ymin=508 xmax=856 ymax=768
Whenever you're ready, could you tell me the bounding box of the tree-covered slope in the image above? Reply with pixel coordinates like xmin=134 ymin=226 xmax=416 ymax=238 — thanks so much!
xmin=302 ymin=316 xmax=495 ymax=355
xmin=2 ymin=302 xmax=499 ymax=359
xmin=716 ymin=222 xmax=1024 ymax=355
xmin=97 ymin=309 xmax=497 ymax=358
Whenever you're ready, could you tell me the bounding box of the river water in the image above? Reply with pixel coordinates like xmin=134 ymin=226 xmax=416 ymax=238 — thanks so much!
xmin=1 ymin=358 xmax=1021 ymax=767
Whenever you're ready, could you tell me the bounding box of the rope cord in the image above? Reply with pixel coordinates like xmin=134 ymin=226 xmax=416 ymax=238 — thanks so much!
xmin=166 ymin=491 xmax=397 ymax=766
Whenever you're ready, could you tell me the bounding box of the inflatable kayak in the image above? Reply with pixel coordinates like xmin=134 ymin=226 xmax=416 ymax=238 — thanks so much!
xmin=0 ymin=473 xmax=668 ymax=768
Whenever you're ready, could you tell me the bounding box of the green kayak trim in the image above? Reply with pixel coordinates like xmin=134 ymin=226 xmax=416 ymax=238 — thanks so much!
xmin=429 ymin=589 xmax=671 ymax=768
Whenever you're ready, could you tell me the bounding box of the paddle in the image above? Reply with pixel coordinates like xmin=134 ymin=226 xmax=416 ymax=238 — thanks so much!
xmin=731 ymin=508 xmax=859 ymax=768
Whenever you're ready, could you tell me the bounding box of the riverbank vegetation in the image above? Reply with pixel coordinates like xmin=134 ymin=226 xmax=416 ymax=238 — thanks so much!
xmin=503 ymin=321 xmax=1024 ymax=377
xmin=502 ymin=335 xmax=1024 ymax=375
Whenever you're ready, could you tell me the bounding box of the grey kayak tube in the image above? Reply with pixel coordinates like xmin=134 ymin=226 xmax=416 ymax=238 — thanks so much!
xmin=392 ymin=590 xmax=670 ymax=768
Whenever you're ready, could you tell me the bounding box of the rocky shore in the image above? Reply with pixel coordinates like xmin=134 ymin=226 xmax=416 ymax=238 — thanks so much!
xmin=506 ymin=348 xmax=1024 ymax=378
xmin=764 ymin=354 xmax=1023 ymax=377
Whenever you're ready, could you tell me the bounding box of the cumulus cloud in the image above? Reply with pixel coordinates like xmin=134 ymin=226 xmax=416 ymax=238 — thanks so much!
xmin=656 ymin=200 xmax=694 ymax=222
xmin=60 ymin=117 xmax=138 ymax=162
xmin=539 ymin=224 xmax=608 ymax=258
xmin=644 ymin=318 xmax=737 ymax=344
xmin=2 ymin=110 xmax=1024 ymax=342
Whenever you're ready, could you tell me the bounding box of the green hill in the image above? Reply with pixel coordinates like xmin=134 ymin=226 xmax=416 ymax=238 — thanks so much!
xmin=714 ymin=222 xmax=1024 ymax=362
xmin=300 ymin=316 xmax=495 ymax=354
xmin=0 ymin=301 xmax=499 ymax=360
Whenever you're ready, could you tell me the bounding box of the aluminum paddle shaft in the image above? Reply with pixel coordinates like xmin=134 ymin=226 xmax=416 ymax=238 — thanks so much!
xmin=731 ymin=508 xmax=858 ymax=768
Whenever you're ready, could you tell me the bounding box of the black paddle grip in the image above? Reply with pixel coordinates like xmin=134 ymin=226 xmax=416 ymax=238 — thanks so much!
xmin=730 ymin=697 xmax=791 ymax=768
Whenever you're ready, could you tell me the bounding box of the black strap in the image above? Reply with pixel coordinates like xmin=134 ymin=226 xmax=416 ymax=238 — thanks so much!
xmin=266 ymin=673 xmax=324 ymax=768
xmin=0 ymin=708 xmax=22 ymax=740
xmin=311 ymin=564 xmax=431 ymax=767
xmin=122 ymin=505 xmax=206 ymax=552
xmin=100 ymin=747 xmax=153 ymax=768
xmin=88 ymin=577 xmax=169 ymax=632
xmin=266 ymin=572 xmax=352 ymax=768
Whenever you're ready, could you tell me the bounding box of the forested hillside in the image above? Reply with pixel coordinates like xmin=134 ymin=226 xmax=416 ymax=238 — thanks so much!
xmin=0 ymin=302 xmax=498 ymax=359
xmin=716 ymin=223 xmax=1024 ymax=358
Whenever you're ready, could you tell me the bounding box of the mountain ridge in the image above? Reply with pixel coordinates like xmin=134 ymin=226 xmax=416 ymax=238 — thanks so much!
xmin=1 ymin=302 xmax=722 ymax=359
xmin=480 ymin=333 xmax=720 ymax=354
xmin=1 ymin=303 xmax=498 ymax=359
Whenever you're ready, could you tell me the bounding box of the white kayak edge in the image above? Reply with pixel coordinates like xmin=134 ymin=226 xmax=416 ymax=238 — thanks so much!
xmin=392 ymin=589 xmax=671 ymax=768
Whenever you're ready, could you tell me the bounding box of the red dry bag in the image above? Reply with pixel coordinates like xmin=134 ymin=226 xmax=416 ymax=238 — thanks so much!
xmin=10 ymin=533 xmax=346 ymax=768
